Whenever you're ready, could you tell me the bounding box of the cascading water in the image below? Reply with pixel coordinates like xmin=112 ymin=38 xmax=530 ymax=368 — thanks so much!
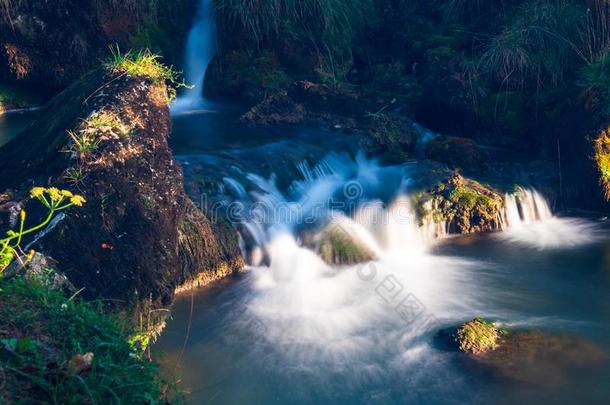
xmin=157 ymin=116 xmax=609 ymax=402
xmin=171 ymin=0 xmax=217 ymax=112
xmin=500 ymin=187 xmax=598 ymax=248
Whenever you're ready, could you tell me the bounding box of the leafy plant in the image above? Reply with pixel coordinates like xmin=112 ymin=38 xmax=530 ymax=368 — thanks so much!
xmin=63 ymin=167 xmax=88 ymax=187
xmin=0 ymin=187 xmax=85 ymax=274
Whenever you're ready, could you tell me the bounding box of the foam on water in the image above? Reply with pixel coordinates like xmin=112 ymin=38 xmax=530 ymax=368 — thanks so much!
xmin=500 ymin=188 xmax=599 ymax=248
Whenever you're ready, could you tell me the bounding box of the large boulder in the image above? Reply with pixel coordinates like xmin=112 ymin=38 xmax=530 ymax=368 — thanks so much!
xmin=0 ymin=63 xmax=243 ymax=307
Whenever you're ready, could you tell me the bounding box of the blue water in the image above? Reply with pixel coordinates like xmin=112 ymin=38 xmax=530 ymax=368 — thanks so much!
xmin=156 ymin=108 xmax=610 ymax=405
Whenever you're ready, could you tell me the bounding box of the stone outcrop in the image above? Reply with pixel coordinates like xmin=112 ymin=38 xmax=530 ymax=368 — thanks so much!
xmin=0 ymin=67 xmax=243 ymax=307
xmin=416 ymin=172 xmax=504 ymax=234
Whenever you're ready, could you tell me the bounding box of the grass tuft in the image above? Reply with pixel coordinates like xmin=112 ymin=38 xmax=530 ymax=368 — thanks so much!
xmin=104 ymin=46 xmax=181 ymax=86
xmin=0 ymin=276 xmax=173 ymax=403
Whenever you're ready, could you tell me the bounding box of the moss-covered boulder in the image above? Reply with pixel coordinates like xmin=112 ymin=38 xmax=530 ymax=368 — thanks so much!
xmin=455 ymin=318 xmax=502 ymax=355
xmin=416 ymin=173 xmax=503 ymax=234
xmin=308 ymin=221 xmax=377 ymax=266
xmin=0 ymin=56 xmax=243 ymax=308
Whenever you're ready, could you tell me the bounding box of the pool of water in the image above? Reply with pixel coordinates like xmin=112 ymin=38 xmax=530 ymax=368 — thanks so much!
xmin=155 ymin=107 xmax=610 ymax=404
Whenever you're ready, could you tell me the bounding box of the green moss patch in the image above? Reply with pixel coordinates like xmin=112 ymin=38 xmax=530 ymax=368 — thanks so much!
xmin=594 ymin=128 xmax=610 ymax=201
xmin=456 ymin=318 xmax=503 ymax=355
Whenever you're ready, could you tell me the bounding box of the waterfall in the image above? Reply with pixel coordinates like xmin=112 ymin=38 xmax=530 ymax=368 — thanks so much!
xmin=500 ymin=187 xmax=598 ymax=248
xmin=502 ymin=188 xmax=553 ymax=228
xmin=172 ymin=0 xmax=217 ymax=112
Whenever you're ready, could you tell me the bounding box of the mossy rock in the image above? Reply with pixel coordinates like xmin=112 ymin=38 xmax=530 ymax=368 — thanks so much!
xmin=455 ymin=318 xmax=502 ymax=355
xmin=313 ymin=222 xmax=376 ymax=266
xmin=416 ymin=173 xmax=503 ymax=234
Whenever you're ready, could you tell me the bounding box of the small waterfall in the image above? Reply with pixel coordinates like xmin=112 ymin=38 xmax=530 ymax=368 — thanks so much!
xmin=502 ymin=188 xmax=553 ymax=228
xmin=172 ymin=0 xmax=217 ymax=112
xmin=210 ymin=152 xmax=451 ymax=268
xmin=500 ymin=187 xmax=597 ymax=248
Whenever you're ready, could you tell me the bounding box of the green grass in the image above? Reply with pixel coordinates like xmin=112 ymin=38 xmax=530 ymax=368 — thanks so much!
xmin=0 ymin=277 xmax=172 ymax=404
xmin=104 ymin=46 xmax=180 ymax=85
xmin=215 ymin=0 xmax=371 ymax=54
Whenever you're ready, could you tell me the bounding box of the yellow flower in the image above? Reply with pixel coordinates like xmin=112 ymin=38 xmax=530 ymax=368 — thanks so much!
xmin=61 ymin=190 xmax=74 ymax=197
xmin=20 ymin=209 xmax=25 ymax=221
xmin=30 ymin=187 xmax=45 ymax=199
xmin=47 ymin=187 xmax=63 ymax=203
xmin=70 ymin=195 xmax=86 ymax=207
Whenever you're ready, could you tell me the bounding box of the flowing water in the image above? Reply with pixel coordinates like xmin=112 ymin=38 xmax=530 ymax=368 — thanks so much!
xmin=171 ymin=0 xmax=217 ymax=112
xmin=154 ymin=104 xmax=610 ymax=404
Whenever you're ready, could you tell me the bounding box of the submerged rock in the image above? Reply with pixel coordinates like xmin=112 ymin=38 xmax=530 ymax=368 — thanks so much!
xmin=306 ymin=221 xmax=377 ymax=266
xmin=0 ymin=66 xmax=243 ymax=309
xmin=443 ymin=319 xmax=608 ymax=386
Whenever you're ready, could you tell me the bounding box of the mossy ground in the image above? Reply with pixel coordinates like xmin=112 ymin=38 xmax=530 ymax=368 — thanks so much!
xmin=0 ymin=276 xmax=175 ymax=404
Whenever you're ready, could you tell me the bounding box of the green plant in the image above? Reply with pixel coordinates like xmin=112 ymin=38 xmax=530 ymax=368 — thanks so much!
xmin=216 ymin=0 xmax=371 ymax=57
xmin=0 ymin=276 xmax=174 ymax=403
xmin=593 ymin=128 xmax=610 ymax=200
xmin=63 ymin=167 xmax=88 ymax=187
xmin=480 ymin=0 xmax=589 ymax=88
xmin=578 ymin=52 xmax=610 ymax=116
xmin=84 ymin=110 xmax=132 ymax=138
xmin=105 ymin=46 xmax=185 ymax=98
xmin=66 ymin=129 xmax=100 ymax=158
xmin=0 ymin=187 xmax=85 ymax=274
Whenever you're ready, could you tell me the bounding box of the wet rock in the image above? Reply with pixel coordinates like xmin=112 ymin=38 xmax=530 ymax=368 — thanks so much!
xmin=439 ymin=318 xmax=608 ymax=386
xmin=416 ymin=173 xmax=503 ymax=234
xmin=4 ymin=252 xmax=75 ymax=293
xmin=288 ymin=80 xmax=365 ymax=117
xmin=477 ymin=330 xmax=607 ymax=385
xmin=305 ymin=221 xmax=377 ymax=266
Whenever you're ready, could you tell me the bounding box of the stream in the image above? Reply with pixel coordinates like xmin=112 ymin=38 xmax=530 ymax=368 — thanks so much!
xmin=154 ymin=103 xmax=610 ymax=404
xmin=154 ymin=1 xmax=610 ymax=403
